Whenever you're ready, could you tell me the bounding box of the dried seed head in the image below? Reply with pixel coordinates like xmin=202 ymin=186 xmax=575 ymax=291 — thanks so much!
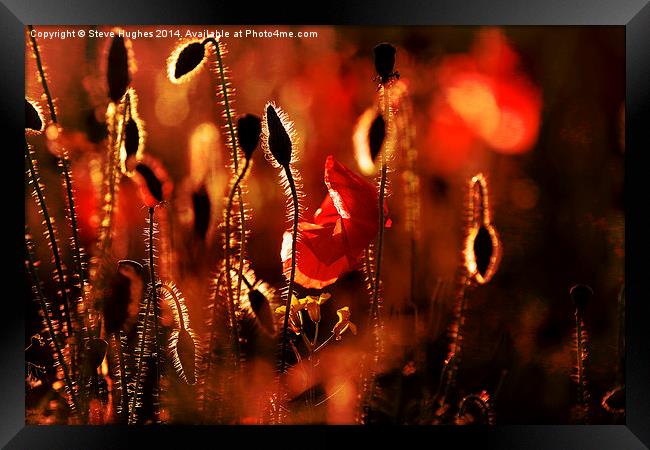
xmin=191 ymin=184 xmax=211 ymax=240
xmin=263 ymin=103 xmax=293 ymax=168
xmin=107 ymin=34 xmax=131 ymax=103
xmin=168 ymin=40 xmax=206 ymax=84
xmin=374 ymin=42 xmax=397 ymax=82
xmin=570 ymin=284 xmax=593 ymax=311
xmin=25 ymin=99 xmax=44 ymax=133
xmin=237 ymin=114 xmax=262 ymax=160
xmin=135 ymin=163 xmax=163 ymax=206
xmin=368 ymin=113 xmax=386 ymax=161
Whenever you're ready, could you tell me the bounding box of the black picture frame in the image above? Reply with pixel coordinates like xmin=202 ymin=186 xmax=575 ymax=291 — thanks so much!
xmin=2 ymin=0 xmax=649 ymax=448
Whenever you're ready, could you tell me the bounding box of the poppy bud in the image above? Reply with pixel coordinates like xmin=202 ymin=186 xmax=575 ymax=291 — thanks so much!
xmin=249 ymin=288 xmax=276 ymax=336
xmin=173 ymin=42 xmax=205 ymax=80
xmin=570 ymin=284 xmax=593 ymax=311
xmin=374 ymin=42 xmax=396 ymax=82
xmin=473 ymin=226 xmax=493 ymax=278
xmin=25 ymin=99 xmax=43 ymax=133
xmin=135 ymin=163 xmax=164 ymax=207
xmin=107 ymin=35 xmax=130 ymax=103
xmin=265 ymin=104 xmax=293 ymax=167
xmin=368 ymin=113 xmax=385 ymax=161
xmin=124 ymin=117 xmax=140 ymax=160
xmin=237 ymin=114 xmax=262 ymax=160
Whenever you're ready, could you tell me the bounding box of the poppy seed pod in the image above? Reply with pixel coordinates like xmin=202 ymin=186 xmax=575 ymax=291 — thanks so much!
xmin=265 ymin=104 xmax=293 ymax=167
xmin=570 ymin=284 xmax=593 ymax=311
xmin=25 ymin=99 xmax=43 ymax=133
xmin=368 ymin=113 xmax=386 ymax=161
xmin=107 ymin=35 xmax=130 ymax=103
xmin=237 ymin=114 xmax=262 ymax=160
xmin=374 ymin=42 xmax=397 ymax=82
xmin=173 ymin=42 xmax=206 ymax=80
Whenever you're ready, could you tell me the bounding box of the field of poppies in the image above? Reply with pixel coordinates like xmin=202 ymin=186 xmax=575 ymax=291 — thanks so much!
xmin=24 ymin=26 xmax=624 ymax=424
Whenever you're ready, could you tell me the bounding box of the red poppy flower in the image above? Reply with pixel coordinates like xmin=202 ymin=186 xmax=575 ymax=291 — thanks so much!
xmin=281 ymin=156 xmax=390 ymax=289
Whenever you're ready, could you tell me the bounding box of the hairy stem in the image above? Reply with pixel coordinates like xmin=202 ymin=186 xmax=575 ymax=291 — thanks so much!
xmin=204 ymin=37 xmax=248 ymax=339
xmin=280 ymin=167 xmax=299 ymax=375
xmin=128 ymin=291 xmax=153 ymax=424
xmin=25 ymin=231 xmax=80 ymax=415
xmin=224 ymin=158 xmax=251 ymax=369
xmin=25 ymin=142 xmax=73 ymax=336
xmin=148 ymin=207 xmax=161 ymax=423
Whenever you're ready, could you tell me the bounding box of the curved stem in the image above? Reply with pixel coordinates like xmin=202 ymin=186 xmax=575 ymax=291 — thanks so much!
xmin=25 ymin=142 xmax=73 ymax=336
xmin=280 ymin=167 xmax=299 ymax=374
xmin=203 ymin=36 xmax=249 ymax=369
xmin=224 ymin=158 xmax=251 ymax=369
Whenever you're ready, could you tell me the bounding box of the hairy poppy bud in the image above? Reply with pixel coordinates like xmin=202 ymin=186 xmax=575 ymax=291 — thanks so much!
xmin=368 ymin=113 xmax=385 ymax=161
xmin=265 ymin=104 xmax=293 ymax=167
xmin=107 ymin=35 xmax=130 ymax=103
xmin=173 ymin=42 xmax=205 ymax=80
xmin=237 ymin=114 xmax=262 ymax=160
xmin=135 ymin=163 xmax=163 ymax=206
xmin=570 ymin=284 xmax=593 ymax=311
xmin=374 ymin=42 xmax=397 ymax=83
xmin=25 ymin=99 xmax=43 ymax=133
xmin=473 ymin=226 xmax=493 ymax=278
xmin=124 ymin=118 xmax=140 ymax=160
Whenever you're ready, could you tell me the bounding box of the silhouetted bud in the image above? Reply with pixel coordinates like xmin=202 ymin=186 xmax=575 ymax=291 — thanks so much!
xmin=176 ymin=328 xmax=196 ymax=385
xmin=374 ymin=42 xmax=397 ymax=83
xmin=570 ymin=284 xmax=593 ymax=311
xmin=25 ymin=99 xmax=43 ymax=132
xmin=474 ymin=226 xmax=494 ymax=278
xmin=174 ymin=42 xmax=205 ymax=80
xmin=237 ymin=114 xmax=262 ymax=160
xmin=135 ymin=163 xmax=163 ymax=206
xmin=265 ymin=104 xmax=293 ymax=167
xmin=124 ymin=117 xmax=139 ymax=158
xmin=107 ymin=35 xmax=130 ymax=103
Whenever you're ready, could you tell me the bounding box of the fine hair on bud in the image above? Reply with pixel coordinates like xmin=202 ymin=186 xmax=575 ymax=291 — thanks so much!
xmin=265 ymin=104 xmax=293 ymax=167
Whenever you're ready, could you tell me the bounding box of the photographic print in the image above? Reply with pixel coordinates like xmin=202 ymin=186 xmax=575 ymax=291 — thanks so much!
xmin=24 ymin=25 xmax=625 ymax=426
